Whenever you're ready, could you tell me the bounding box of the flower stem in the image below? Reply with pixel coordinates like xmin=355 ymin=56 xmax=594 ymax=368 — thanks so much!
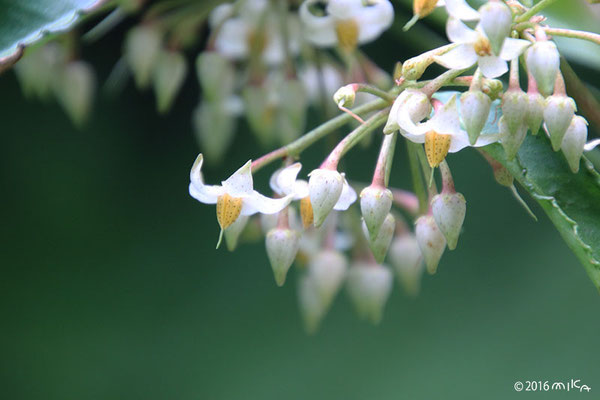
xmin=353 ymin=83 xmax=396 ymax=103
xmin=439 ymin=160 xmax=455 ymax=193
xmin=372 ymin=132 xmax=397 ymax=187
xmin=422 ymin=68 xmax=469 ymax=97
xmin=391 ymin=188 xmax=420 ymax=216
xmin=515 ymin=0 xmax=560 ymax=23
xmin=322 ymin=109 xmax=389 ymax=169
xmin=251 ymin=98 xmax=389 ymax=172
xmin=543 ymin=27 xmax=600 ymax=47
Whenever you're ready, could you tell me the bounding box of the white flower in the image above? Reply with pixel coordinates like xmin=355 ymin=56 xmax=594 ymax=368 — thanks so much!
xmin=210 ymin=0 xmax=301 ymax=66
xmin=189 ymin=154 xmax=293 ymax=244
xmin=397 ymin=94 xmax=499 ymax=167
xmin=444 ymin=0 xmax=480 ymax=21
xmin=434 ymin=18 xmax=530 ymax=78
xmin=299 ymin=0 xmax=394 ymax=49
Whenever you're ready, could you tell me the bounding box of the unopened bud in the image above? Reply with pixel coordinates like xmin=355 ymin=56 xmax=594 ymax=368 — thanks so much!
xmin=499 ymin=116 xmax=527 ymax=161
xmin=526 ymin=41 xmax=560 ymax=97
xmin=479 ymin=1 xmax=512 ymax=56
xmin=224 ymin=215 xmax=249 ymax=251
xmin=266 ymin=227 xmax=301 ymax=286
xmin=460 ymin=90 xmax=491 ymax=145
xmin=526 ymin=92 xmax=545 ymax=135
xmin=308 ymin=169 xmax=344 ymax=227
xmin=362 ymin=213 xmax=395 ymax=264
xmin=193 ymin=99 xmax=237 ymax=165
xmin=346 ymin=263 xmax=393 ymax=324
xmin=415 ymin=215 xmax=446 ymax=274
xmin=360 ymin=185 xmax=393 ymax=241
xmin=308 ymin=250 xmax=348 ymax=308
xmin=481 ymin=78 xmax=504 ymax=101
xmin=384 ymin=89 xmax=431 ymax=134
xmin=561 ymin=116 xmax=588 ymax=173
xmin=501 ymin=89 xmax=528 ymax=136
xmin=544 ymin=95 xmax=576 ymax=151
xmin=196 ymin=52 xmax=235 ymax=101
xmin=333 ymin=84 xmax=356 ymax=108
xmin=431 ymin=192 xmax=466 ymax=251
xmin=297 ymin=274 xmax=326 ymax=334
xmin=124 ymin=25 xmax=162 ymax=89
xmin=57 ymin=61 xmax=95 ymax=127
xmin=389 ymin=233 xmax=424 ymax=297
xmin=153 ymin=50 xmax=187 ymax=113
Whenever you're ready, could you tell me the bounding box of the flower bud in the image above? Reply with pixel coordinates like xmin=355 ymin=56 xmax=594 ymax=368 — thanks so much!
xmin=346 ymin=263 xmax=393 ymax=324
xmin=561 ymin=116 xmax=588 ymax=173
xmin=479 ymin=1 xmax=512 ymax=56
xmin=415 ymin=215 xmax=446 ymax=274
xmin=224 ymin=215 xmax=249 ymax=251
xmin=526 ymin=92 xmax=545 ymax=135
xmin=526 ymin=41 xmax=560 ymax=97
xmin=460 ymin=90 xmax=491 ymax=145
xmin=124 ymin=25 xmax=162 ymax=89
xmin=153 ymin=50 xmax=187 ymax=114
xmin=308 ymin=169 xmax=344 ymax=227
xmin=266 ymin=227 xmax=301 ymax=286
xmin=499 ymin=116 xmax=527 ymax=161
xmin=389 ymin=234 xmax=424 ymax=297
xmin=297 ymin=274 xmax=326 ymax=334
xmin=431 ymin=192 xmax=466 ymax=251
xmin=501 ymin=89 xmax=528 ymax=136
xmin=362 ymin=213 xmax=395 ymax=264
xmin=544 ymin=95 xmax=576 ymax=151
xmin=384 ymin=89 xmax=431 ymax=134
xmin=242 ymin=85 xmax=276 ymax=147
xmin=193 ymin=98 xmax=238 ymax=165
xmin=333 ymin=84 xmax=356 ymax=108
xmin=482 ymin=78 xmax=504 ymax=101
xmin=360 ymin=185 xmax=393 ymax=241
xmin=56 ymin=61 xmax=95 ymax=127
xmin=196 ymin=51 xmax=235 ymax=101
xmin=308 ymin=249 xmax=348 ymax=309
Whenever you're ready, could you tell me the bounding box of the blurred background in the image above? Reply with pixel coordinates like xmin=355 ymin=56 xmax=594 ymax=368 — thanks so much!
xmin=1 ymin=1 xmax=599 ymax=399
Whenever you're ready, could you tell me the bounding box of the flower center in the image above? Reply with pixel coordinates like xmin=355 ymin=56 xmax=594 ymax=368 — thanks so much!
xmin=335 ymin=19 xmax=359 ymax=52
xmin=474 ymin=36 xmax=492 ymax=57
xmin=300 ymin=196 xmax=314 ymax=228
xmin=216 ymin=193 xmax=243 ymax=230
xmin=424 ymin=131 xmax=451 ymax=168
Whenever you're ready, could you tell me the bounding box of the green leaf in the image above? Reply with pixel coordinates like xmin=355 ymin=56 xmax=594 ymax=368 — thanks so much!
xmin=435 ymin=90 xmax=600 ymax=290
xmin=0 ymin=0 xmax=107 ymax=67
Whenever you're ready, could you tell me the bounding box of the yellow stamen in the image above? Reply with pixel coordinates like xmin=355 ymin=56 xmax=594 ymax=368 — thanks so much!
xmin=425 ymin=131 xmax=451 ymax=168
xmin=216 ymin=193 xmax=243 ymax=230
xmin=474 ymin=36 xmax=492 ymax=57
xmin=300 ymin=196 xmax=314 ymax=228
xmin=413 ymin=0 xmax=438 ymax=17
xmin=335 ymin=19 xmax=359 ymax=52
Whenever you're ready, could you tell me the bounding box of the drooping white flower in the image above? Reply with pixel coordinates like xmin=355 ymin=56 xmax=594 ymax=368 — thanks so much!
xmin=396 ymin=94 xmax=499 ymax=167
xmin=434 ymin=18 xmax=529 ymax=78
xmin=299 ymin=0 xmax=394 ymax=50
xmin=189 ymin=154 xmax=293 ymax=245
xmin=209 ymin=0 xmax=301 ymax=66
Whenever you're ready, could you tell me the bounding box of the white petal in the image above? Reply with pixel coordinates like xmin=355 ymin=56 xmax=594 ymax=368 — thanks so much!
xmin=356 ymin=0 xmax=395 ymax=44
xmin=445 ymin=0 xmax=480 ymax=21
xmin=477 ymin=55 xmax=507 ymax=78
xmin=433 ymin=43 xmax=478 ymax=70
xmin=430 ymin=94 xmax=462 ymax=135
xmin=221 ymin=160 xmax=254 ymax=196
xmin=499 ymin=38 xmax=531 ymax=61
xmin=584 ymin=138 xmax=600 ymax=152
xmin=270 ymin=162 xmax=308 ymax=199
xmin=214 ymin=19 xmax=249 ymax=60
xmin=241 ymin=192 xmax=293 ymax=216
xmin=299 ymin=0 xmax=338 ymax=47
xmin=446 ymin=17 xmax=478 ymax=44
xmin=333 ymin=175 xmax=357 ymax=210
xmin=448 ymin=130 xmax=472 ymax=152
xmin=188 ymin=154 xmax=224 ymax=204
xmin=327 ymin=0 xmax=364 ymax=19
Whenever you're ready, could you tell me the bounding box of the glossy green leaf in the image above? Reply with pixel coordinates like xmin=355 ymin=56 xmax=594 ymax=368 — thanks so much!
xmin=0 ymin=0 xmax=106 ymax=65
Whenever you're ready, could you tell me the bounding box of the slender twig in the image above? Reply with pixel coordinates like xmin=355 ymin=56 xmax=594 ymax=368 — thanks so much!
xmin=515 ymin=0 xmax=560 ymax=23
xmin=544 ymin=27 xmax=600 ymax=47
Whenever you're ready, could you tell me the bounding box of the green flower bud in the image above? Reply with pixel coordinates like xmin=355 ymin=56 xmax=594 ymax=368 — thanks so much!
xmin=56 ymin=61 xmax=95 ymax=127
xmin=362 ymin=213 xmax=395 ymax=264
xmin=479 ymin=1 xmax=512 ymax=56
xmin=526 ymin=92 xmax=545 ymax=135
xmin=308 ymin=169 xmax=344 ymax=228
xmin=360 ymin=185 xmax=393 ymax=241
xmin=544 ymin=95 xmax=576 ymax=151
xmin=499 ymin=116 xmax=527 ymax=161
xmin=124 ymin=25 xmax=162 ymax=89
xmin=431 ymin=192 xmax=466 ymax=251
xmin=333 ymin=84 xmax=356 ymax=108
xmin=224 ymin=215 xmax=249 ymax=251
xmin=346 ymin=263 xmax=393 ymax=324
xmin=266 ymin=227 xmax=301 ymax=286
xmin=308 ymin=250 xmax=348 ymax=309
xmin=501 ymin=89 xmax=528 ymax=136
xmin=526 ymin=41 xmax=560 ymax=97
xmin=561 ymin=115 xmax=588 ymax=173
xmin=389 ymin=233 xmax=424 ymax=297
xmin=153 ymin=50 xmax=187 ymax=114
xmin=415 ymin=215 xmax=446 ymax=275
xmin=460 ymin=90 xmax=492 ymax=145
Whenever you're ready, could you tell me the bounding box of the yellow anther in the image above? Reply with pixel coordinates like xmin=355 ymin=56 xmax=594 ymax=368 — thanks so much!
xmin=413 ymin=0 xmax=438 ymax=17
xmin=335 ymin=19 xmax=359 ymax=52
xmin=216 ymin=193 xmax=243 ymax=230
xmin=300 ymin=196 xmax=314 ymax=228
xmin=425 ymin=131 xmax=451 ymax=168
xmin=474 ymin=36 xmax=492 ymax=57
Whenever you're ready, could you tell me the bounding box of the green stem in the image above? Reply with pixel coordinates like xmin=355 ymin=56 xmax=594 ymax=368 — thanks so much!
xmin=422 ymin=68 xmax=469 ymax=97
xmin=515 ymin=0 xmax=560 ymax=23
xmin=354 ymin=84 xmax=396 ymax=103
xmin=407 ymin=142 xmax=428 ymax=215
xmin=544 ymin=27 xmax=600 ymax=47
xmin=251 ymin=98 xmax=389 ymax=172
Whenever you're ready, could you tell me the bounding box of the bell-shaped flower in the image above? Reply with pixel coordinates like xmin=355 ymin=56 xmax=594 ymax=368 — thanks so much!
xmin=434 ymin=18 xmax=529 ymax=78
xmin=189 ymin=154 xmax=293 ymax=245
xmin=397 ymin=94 xmax=499 ymax=167
xmin=299 ymin=0 xmax=394 ymax=51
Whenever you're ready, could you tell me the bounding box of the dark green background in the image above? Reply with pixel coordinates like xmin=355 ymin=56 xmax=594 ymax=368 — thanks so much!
xmin=1 ymin=2 xmax=599 ymax=399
